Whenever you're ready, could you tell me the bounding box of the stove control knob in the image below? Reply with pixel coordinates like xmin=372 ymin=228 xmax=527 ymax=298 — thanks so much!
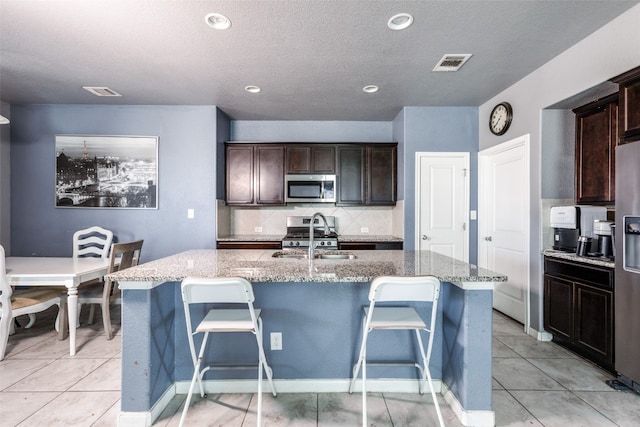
xmin=320 ymin=241 xmax=325 ymax=246
xmin=295 ymin=241 xmax=300 ymax=246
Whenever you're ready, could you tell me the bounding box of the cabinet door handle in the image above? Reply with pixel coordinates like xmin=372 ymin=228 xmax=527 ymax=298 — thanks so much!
xmin=485 ymin=236 xmax=493 ymax=241
xmin=422 ymin=235 xmax=430 ymax=241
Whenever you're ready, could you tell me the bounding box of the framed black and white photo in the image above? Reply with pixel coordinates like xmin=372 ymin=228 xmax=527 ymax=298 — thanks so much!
xmin=55 ymin=135 xmax=158 ymax=208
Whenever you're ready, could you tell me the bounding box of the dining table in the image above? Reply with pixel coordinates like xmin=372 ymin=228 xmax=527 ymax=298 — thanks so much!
xmin=5 ymin=256 xmax=110 ymax=356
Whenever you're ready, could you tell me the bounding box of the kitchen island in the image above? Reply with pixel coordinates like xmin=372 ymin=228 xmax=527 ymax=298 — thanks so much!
xmin=110 ymin=249 xmax=506 ymax=427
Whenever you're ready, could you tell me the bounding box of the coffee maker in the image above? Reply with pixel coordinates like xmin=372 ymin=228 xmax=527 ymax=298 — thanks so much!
xmin=550 ymin=206 xmax=607 ymax=252
xmin=593 ymin=220 xmax=614 ymax=259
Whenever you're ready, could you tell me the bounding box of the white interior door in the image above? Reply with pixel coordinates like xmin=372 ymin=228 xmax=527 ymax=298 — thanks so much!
xmin=415 ymin=152 xmax=469 ymax=261
xmin=479 ymin=135 xmax=530 ymax=326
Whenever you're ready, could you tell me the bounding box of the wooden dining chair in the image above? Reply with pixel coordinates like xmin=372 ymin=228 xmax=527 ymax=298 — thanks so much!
xmin=0 ymin=245 xmax=68 ymax=361
xmin=75 ymin=240 xmax=143 ymax=340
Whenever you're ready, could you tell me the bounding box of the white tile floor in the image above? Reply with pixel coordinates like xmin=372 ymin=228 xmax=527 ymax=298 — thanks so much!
xmin=1 ymin=306 xmax=639 ymax=426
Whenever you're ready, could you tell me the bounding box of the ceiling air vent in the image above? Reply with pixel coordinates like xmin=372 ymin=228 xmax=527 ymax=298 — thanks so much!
xmin=432 ymin=54 xmax=472 ymax=72
xmin=82 ymin=86 xmax=122 ymax=97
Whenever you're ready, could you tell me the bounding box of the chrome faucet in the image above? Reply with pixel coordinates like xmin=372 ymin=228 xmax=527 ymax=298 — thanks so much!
xmin=308 ymin=212 xmax=330 ymax=262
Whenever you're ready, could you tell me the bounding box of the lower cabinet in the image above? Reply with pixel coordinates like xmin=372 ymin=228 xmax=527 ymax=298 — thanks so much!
xmin=338 ymin=241 xmax=403 ymax=250
xmin=544 ymin=257 xmax=614 ymax=371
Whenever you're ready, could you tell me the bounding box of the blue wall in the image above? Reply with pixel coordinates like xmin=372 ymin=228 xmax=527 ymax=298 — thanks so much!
xmin=9 ymin=106 xmax=478 ymax=261
xmin=400 ymin=107 xmax=479 ymax=263
xmin=10 ymin=105 xmax=225 ymax=261
xmin=231 ymin=120 xmax=392 ymax=142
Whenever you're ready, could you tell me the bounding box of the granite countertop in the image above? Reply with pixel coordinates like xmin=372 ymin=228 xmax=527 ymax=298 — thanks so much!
xmin=217 ymin=234 xmax=403 ymax=243
xmin=337 ymin=235 xmax=403 ymax=242
xmin=543 ymin=249 xmax=615 ymax=269
xmin=217 ymin=234 xmax=284 ymax=242
xmin=109 ymin=249 xmax=506 ymax=289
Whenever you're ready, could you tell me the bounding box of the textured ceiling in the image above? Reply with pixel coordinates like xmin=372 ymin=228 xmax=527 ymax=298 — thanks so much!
xmin=1 ymin=0 xmax=638 ymax=120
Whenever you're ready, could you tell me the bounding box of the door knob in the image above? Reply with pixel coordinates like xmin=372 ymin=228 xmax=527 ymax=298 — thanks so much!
xmin=422 ymin=235 xmax=430 ymax=240
xmin=485 ymin=236 xmax=493 ymax=241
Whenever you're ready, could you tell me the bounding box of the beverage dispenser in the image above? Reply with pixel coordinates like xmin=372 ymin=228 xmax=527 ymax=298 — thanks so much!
xmin=623 ymin=216 xmax=640 ymax=273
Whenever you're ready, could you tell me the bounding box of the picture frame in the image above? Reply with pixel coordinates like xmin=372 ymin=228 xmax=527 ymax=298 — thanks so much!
xmin=55 ymin=135 xmax=158 ymax=209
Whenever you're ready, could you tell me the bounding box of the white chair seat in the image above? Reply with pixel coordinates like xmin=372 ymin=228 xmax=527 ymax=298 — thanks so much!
xmin=349 ymin=275 xmax=445 ymax=427
xmin=180 ymin=277 xmax=276 ymax=427
xmin=364 ymin=307 xmax=426 ymax=330
xmin=197 ymin=308 xmax=262 ymax=332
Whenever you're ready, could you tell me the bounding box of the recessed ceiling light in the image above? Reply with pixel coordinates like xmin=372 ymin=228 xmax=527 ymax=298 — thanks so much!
xmin=205 ymin=13 xmax=231 ymax=30
xmin=387 ymin=13 xmax=413 ymax=30
xmin=82 ymin=86 xmax=122 ymax=97
xmin=245 ymin=85 xmax=261 ymax=93
xmin=362 ymin=85 xmax=379 ymax=93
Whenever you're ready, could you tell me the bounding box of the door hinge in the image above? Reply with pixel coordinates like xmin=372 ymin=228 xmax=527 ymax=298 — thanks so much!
xmin=463 ymin=168 xmax=468 ymax=177
xmin=463 ymin=222 xmax=466 ymax=231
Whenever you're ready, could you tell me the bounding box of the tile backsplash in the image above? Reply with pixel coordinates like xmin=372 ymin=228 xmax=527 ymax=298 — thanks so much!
xmin=217 ymin=200 xmax=404 ymax=238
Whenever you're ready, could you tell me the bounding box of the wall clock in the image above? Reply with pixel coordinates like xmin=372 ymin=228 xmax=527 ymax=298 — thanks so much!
xmin=489 ymin=102 xmax=513 ymax=136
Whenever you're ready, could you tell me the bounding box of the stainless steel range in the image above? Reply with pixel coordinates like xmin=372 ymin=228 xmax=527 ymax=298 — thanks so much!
xmin=282 ymin=215 xmax=338 ymax=249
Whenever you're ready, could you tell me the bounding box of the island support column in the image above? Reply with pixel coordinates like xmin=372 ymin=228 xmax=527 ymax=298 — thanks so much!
xmin=441 ymin=281 xmax=495 ymax=427
xmin=118 ymin=281 xmax=177 ymax=426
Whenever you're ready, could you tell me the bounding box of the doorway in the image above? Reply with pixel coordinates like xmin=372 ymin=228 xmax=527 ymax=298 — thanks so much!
xmin=479 ymin=135 xmax=530 ymax=327
xmin=415 ymin=152 xmax=469 ymax=261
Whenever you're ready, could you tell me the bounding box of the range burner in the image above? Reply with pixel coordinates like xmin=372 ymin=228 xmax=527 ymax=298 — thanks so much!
xmin=282 ymin=216 xmax=338 ymax=249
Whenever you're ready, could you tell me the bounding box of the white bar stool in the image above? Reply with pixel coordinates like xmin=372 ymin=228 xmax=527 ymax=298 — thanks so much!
xmin=349 ymin=275 xmax=445 ymax=427
xmin=180 ymin=277 xmax=276 ymax=427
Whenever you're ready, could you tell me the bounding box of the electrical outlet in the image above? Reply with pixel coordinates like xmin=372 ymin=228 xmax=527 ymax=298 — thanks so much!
xmin=270 ymin=332 xmax=282 ymax=350
xmin=254 ymin=226 xmax=263 ymax=233
xmin=360 ymin=227 xmax=369 ymax=233
xmin=187 ymin=208 xmax=195 ymax=219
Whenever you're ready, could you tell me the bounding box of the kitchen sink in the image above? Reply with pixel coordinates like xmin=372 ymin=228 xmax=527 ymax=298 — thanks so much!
xmin=271 ymin=251 xmax=357 ymax=260
xmin=272 ymin=253 xmax=308 ymax=259
xmin=315 ymin=253 xmax=357 ymax=260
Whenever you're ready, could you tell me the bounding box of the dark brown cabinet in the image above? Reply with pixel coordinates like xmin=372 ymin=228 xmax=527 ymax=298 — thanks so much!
xmin=286 ymin=145 xmax=335 ymax=174
xmin=217 ymin=241 xmax=282 ymax=249
xmin=227 ymin=142 xmax=396 ymax=206
xmin=338 ymin=241 xmax=403 ymax=250
xmin=573 ymin=94 xmax=618 ymax=204
xmin=337 ymin=145 xmax=366 ymax=205
xmin=368 ymin=145 xmax=397 ymax=205
xmin=544 ymin=257 xmax=614 ymax=371
xmin=612 ymin=65 xmax=640 ymax=145
xmin=225 ymin=144 xmax=285 ymax=206
xmin=336 ymin=144 xmax=397 ymax=206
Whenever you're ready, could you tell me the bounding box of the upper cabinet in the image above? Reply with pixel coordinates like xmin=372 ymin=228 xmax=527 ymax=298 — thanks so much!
xmin=612 ymin=65 xmax=640 ymax=145
xmin=573 ymin=94 xmax=618 ymax=205
xmin=225 ymin=143 xmax=285 ymax=206
xmin=286 ymin=145 xmax=335 ymax=174
xmin=226 ymin=142 xmax=396 ymax=206
xmin=337 ymin=145 xmax=366 ymax=205
xmin=337 ymin=144 xmax=397 ymax=206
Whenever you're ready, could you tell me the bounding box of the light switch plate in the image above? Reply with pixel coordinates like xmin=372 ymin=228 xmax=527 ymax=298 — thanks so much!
xmin=187 ymin=209 xmax=195 ymax=219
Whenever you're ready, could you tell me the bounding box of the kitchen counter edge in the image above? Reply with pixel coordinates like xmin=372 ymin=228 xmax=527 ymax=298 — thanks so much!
xmin=109 ymin=249 xmax=506 ymax=290
xmin=543 ymin=249 xmax=615 ymax=269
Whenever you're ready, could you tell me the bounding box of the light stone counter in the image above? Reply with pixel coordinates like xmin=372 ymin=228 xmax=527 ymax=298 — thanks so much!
xmin=543 ymin=249 xmax=615 ymax=269
xmin=110 ymin=249 xmax=506 ymax=289
xmin=337 ymin=234 xmax=404 ymax=242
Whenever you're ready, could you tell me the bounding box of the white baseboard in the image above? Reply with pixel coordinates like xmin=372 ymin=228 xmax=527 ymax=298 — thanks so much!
xmin=441 ymin=382 xmax=495 ymax=427
xmin=528 ymin=326 xmax=553 ymax=341
xmin=118 ymin=383 xmax=176 ymax=427
xmin=119 ymin=378 xmax=494 ymax=427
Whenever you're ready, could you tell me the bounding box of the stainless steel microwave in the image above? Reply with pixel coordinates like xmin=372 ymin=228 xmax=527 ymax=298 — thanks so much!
xmin=285 ymin=174 xmax=336 ymax=203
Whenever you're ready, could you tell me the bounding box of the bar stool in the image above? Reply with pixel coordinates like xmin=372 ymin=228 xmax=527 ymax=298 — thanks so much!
xmin=348 ymin=275 xmax=445 ymax=427
xmin=179 ymin=277 xmax=276 ymax=427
